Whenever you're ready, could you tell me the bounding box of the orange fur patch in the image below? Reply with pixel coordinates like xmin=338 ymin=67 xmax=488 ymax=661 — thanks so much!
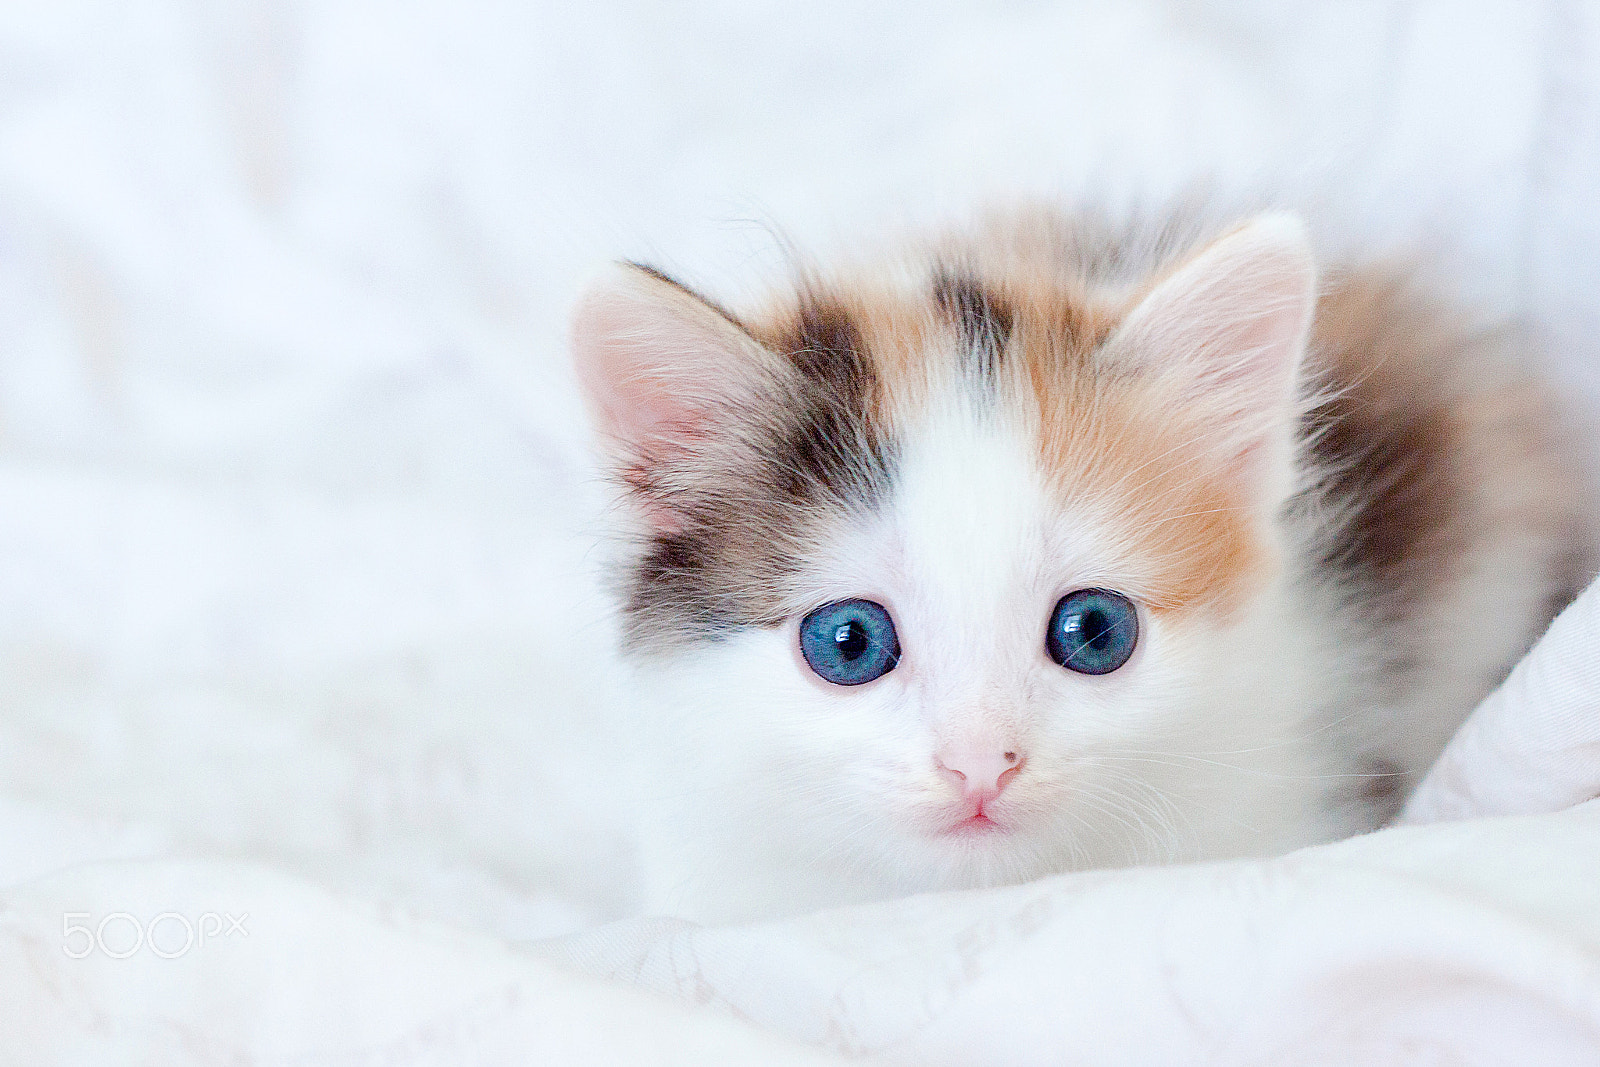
xmin=1035 ymin=383 xmax=1271 ymax=615
xmin=1014 ymin=289 xmax=1270 ymax=616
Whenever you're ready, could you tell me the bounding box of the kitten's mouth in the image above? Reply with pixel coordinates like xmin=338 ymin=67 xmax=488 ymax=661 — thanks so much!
xmin=945 ymin=812 xmax=1007 ymax=836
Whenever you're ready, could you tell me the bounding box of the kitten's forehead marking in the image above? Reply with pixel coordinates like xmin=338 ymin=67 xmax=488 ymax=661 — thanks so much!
xmin=857 ymin=275 xmax=1268 ymax=617
xmin=931 ymin=269 xmax=1012 ymax=381
xmin=620 ymin=264 xmax=1269 ymax=651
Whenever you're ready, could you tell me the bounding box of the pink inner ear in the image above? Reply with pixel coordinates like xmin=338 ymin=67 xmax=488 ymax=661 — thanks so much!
xmin=571 ymin=266 xmax=769 ymax=532
xmin=570 ymin=268 xmax=748 ymax=452
xmin=1102 ymin=216 xmax=1316 ymax=511
xmin=594 ymin=360 xmax=711 ymax=451
xmin=1115 ymin=215 xmax=1315 ymax=427
xmin=1192 ymin=293 xmax=1313 ymax=423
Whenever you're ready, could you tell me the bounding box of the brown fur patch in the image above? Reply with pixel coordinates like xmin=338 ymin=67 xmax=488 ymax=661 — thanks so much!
xmin=931 ymin=268 xmax=1012 ymax=377
xmin=811 ymin=287 xmax=943 ymax=427
xmin=1359 ymin=757 xmax=1408 ymax=824
xmin=1302 ymin=271 xmax=1596 ymax=639
xmin=1303 ymin=276 xmax=1468 ymax=613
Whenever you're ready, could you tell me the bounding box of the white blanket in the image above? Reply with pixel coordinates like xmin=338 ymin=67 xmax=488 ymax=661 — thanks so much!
xmin=4 ymin=0 xmax=1600 ymax=1062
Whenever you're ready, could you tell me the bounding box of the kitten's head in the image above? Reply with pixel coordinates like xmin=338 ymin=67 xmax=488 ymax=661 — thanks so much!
xmin=572 ymin=215 xmax=1318 ymax=910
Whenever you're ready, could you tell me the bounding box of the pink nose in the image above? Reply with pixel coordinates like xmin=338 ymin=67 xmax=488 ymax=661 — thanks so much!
xmin=936 ymin=749 xmax=1025 ymax=796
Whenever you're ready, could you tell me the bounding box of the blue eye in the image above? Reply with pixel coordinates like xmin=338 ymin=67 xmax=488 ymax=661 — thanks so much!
xmin=799 ymin=599 xmax=901 ymax=686
xmin=1047 ymin=589 xmax=1138 ymax=675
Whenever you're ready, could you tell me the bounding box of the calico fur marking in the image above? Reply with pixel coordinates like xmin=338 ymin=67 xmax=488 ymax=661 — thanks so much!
xmin=611 ymin=273 xmax=900 ymax=650
xmin=761 ymin=295 xmax=897 ymax=511
xmin=1305 ymin=382 xmax=1460 ymax=608
xmin=931 ymin=268 xmax=1012 ymax=378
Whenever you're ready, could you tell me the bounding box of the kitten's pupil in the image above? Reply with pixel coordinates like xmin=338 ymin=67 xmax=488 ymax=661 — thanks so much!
xmin=834 ymin=621 xmax=868 ymax=659
xmin=1070 ymin=609 xmax=1113 ymax=651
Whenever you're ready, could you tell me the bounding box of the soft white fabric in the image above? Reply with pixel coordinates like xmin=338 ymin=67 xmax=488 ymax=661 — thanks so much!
xmin=545 ymin=805 xmax=1600 ymax=1065
xmin=0 ymin=861 xmax=840 ymax=1064
xmin=1401 ymin=574 xmax=1600 ymax=824
xmin=5 ymin=0 xmax=1600 ymax=1062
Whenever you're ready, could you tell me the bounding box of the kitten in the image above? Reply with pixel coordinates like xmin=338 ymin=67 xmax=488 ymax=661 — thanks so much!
xmin=570 ymin=206 xmax=1597 ymax=924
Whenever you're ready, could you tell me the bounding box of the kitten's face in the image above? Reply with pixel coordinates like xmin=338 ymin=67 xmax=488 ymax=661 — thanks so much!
xmin=573 ymin=217 xmax=1319 ymax=911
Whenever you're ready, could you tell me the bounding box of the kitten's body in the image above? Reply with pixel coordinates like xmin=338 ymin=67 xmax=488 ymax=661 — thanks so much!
xmin=573 ymin=206 xmax=1596 ymax=924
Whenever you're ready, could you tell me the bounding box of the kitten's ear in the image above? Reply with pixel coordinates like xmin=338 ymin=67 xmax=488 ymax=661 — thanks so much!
xmin=1107 ymin=213 xmax=1316 ymax=496
xmin=570 ymin=263 xmax=774 ymax=457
